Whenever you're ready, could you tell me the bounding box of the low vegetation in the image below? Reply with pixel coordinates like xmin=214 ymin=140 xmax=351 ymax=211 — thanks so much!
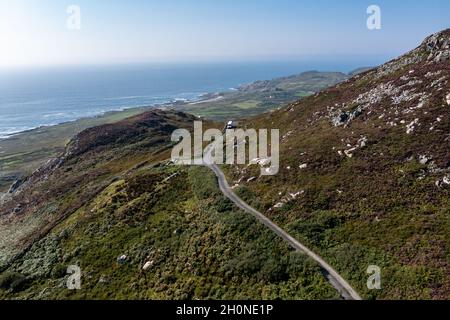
xmin=1 ymin=30 xmax=449 ymax=300
xmin=223 ymin=30 xmax=450 ymax=299
xmin=0 ymin=110 xmax=338 ymax=299
xmin=0 ymin=164 xmax=337 ymax=299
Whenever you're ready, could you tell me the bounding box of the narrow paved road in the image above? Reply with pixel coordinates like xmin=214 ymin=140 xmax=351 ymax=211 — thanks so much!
xmin=203 ymin=143 xmax=362 ymax=300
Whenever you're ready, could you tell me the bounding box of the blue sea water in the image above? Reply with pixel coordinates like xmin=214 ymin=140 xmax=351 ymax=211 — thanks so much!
xmin=0 ymin=59 xmax=385 ymax=139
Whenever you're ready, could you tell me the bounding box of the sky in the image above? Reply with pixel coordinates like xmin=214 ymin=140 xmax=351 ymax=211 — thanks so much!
xmin=0 ymin=0 xmax=449 ymax=68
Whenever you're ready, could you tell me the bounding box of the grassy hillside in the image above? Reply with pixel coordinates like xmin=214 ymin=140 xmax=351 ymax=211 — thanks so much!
xmin=1 ymin=30 xmax=449 ymax=300
xmin=223 ymin=30 xmax=450 ymax=299
xmin=0 ymin=110 xmax=337 ymax=299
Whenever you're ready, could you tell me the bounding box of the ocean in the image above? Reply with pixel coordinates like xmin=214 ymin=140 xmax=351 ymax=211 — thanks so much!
xmin=0 ymin=59 xmax=385 ymax=139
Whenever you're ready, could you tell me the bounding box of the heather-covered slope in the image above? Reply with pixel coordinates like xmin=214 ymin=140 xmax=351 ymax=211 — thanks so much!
xmin=0 ymin=110 xmax=198 ymax=269
xmin=224 ymin=30 xmax=450 ymax=299
xmin=0 ymin=30 xmax=449 ymax=300
xmin=0 ymin=110 xmax=336 ymax=299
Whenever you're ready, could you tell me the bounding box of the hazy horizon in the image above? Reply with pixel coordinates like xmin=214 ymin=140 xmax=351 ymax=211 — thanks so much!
xmin=1 ymin=0 xmax=449 ymax=69
xmin=0 ymin=54 xmax=392 ymax=73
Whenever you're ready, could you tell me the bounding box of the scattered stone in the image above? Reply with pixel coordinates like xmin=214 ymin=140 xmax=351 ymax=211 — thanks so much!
xmin=289 ymin=191 xmax=304 ymax=199
xmin=435 ymin=175 xmax=449 ymax=188
xmin=117 ymin=255 xmax=127 ymax=264
xmin=446 ymin=93 xmax=450 ymax=106
xmin=435 ymin=51 xmax=450 ymax=63
xmin=358 ymin=136 xmax=368 ymax=147
xmin=331 ymin=107 xmax=363 ymax=127
xmin=406 ymin=79 xmax=423 ymax=86
xmin=13 ymin=204 xmax=22 ymax=214
xmin=419 ymin=155 xmax=431 ymax=165
xmin=99 ymin=275 xmax=110 ymax=284
xmin=443 ymin=175 xmax=450 ymax=185
xmin=344 ymin=148 xmax=356 ymax=158
xmin=142 ymin=260 xmax=154 ymax=271
xmin=425 ymin=70 xmax=442 ymax=78
xmin=299 ymin=164 xmax=308 ymax=169
xmin=332 ymin=112 xmax=349 ymax=126
xmin=406 ymin=118 xmax=420 ymax=134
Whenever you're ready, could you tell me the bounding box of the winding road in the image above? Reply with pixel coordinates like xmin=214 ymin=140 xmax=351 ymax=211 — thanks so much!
xmin=203 ymin=143 xmax=362 ymax=300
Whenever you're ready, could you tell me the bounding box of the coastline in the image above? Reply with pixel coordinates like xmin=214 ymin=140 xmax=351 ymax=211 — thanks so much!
xmin=0 ymin=106 xmax=154 ymax=140
xmin=0 ymin=88 xmax=228 ymax=141
xmin=0 ymin=105 xmax=154 ymax=192
xmin=0 ymin=68 xmax=353 ymax=192
xmin=0 ymin=92 xmax=221 ymax=192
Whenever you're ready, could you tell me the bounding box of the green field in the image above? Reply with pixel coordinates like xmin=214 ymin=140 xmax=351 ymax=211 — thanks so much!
xmin=232 ymin=100 xmax=260 ymax=109
xmin=176 ymin=71 xmax=350 ymax=120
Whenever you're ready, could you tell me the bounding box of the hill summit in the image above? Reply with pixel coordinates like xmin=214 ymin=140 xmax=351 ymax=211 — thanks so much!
xmin=225 ymin=29 xmax=450 ymax=299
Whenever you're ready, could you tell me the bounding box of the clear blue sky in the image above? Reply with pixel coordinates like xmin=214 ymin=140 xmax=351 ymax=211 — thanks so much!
xmin=1 ymin=0 xmax=449 ymax=68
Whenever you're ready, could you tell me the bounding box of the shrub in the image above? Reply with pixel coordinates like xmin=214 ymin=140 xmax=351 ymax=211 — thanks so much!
xmin=188 ymin=167 xmax=220 ymax=199
xmin=51 ymin=264 xmax=68 ymax=279
xmin=213 ymin=196 xmax=233 ymax=212
xmin=259 ymin=258 xmax=289 ymax=283
xmin=10 ymin=276 xmax=28 ymax=293
xmin=0 ymin=272 xmax=27 ymax=292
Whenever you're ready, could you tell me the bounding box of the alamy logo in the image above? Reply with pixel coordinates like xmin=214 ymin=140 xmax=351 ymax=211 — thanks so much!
xmin=67 ymin=5 xmax=81 ymax=31
xmin=66 ymin=265 xmax=81 ymax=290
xmin=171 ymin=121 xmax=280 ymax=175
xmin=367 ymin=265 xmax=381 ymax=290
xmin=367 ymin=5 xmax=381 ymax=30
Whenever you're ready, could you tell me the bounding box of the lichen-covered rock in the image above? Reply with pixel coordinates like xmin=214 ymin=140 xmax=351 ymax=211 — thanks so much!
xmin=423 ymin=30 xmax=450 ymax=63
xmin=117 ymin=255 xmax=127 ymax=264
xmin=142 ymin=260 xmax=154 ymax=271
xmin=332 ymin=112 xmax=350 ymax=126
